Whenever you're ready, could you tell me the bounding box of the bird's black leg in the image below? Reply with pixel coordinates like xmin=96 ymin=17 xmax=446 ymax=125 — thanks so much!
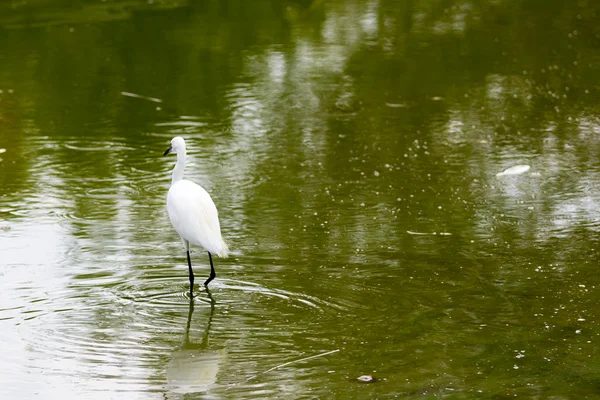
xmin=204 ymin=252 xmax=216 ymax=286
xmin=187 ymin=250 xmax=194 ymax=297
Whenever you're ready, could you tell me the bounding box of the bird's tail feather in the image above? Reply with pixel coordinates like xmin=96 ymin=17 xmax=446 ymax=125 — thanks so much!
xmin=217 ymin=239 xmax=229 ymax=258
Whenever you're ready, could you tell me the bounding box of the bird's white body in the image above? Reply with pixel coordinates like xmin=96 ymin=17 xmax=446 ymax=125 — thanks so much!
xmin=164 ymin=136 xmax=228 ymax=290
xmin=167 ymin=179 xmax=228 ymax=258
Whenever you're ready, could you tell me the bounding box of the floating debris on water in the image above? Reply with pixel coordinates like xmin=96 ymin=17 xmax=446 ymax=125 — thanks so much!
xmin=180 ymin=115 xmax=203 ymax=120
xmin=407 ymin=231 xmax=452 ymax=236
xmin=496 ymin=165 xmax=530 ymax=177
xmin=155 ymin=121 xmax=207 ymax=127
xmin=0 ymin=149 xmax=6 ymax=154
xmin=357 ymin=375 xmax=376 ymax=383
xmin=121 ymin=91 xmax=163 ymax=103
xmin=386 ymin=102 xmax=406 ymax=108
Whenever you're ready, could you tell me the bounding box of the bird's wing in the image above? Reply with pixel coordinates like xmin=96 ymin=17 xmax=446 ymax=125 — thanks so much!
xmin=167 ymin=180 xmax=225 ymax=255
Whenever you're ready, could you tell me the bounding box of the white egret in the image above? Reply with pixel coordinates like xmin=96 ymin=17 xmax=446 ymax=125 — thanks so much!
xmin=163 ymin=137 xmax=229 ymax=295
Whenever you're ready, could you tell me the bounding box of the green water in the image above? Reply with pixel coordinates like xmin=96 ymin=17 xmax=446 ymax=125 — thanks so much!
xmin=1 ymin=0 xmax=600 ymax=398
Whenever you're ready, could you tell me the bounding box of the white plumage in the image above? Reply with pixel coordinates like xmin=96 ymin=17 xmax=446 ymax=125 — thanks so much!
xmin=163 ymin=136 xmax=228 ymax=294
xmin=167 ymin=180 xmax=228 ymax=258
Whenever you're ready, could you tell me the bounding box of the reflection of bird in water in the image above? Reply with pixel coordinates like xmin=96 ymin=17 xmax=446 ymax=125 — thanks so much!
xmin=166 ymin=291 xmax=226 ymax=396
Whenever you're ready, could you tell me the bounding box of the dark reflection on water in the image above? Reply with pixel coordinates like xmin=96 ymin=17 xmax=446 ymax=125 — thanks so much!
xmin=1 ymin=0 xmax=600 ymax=398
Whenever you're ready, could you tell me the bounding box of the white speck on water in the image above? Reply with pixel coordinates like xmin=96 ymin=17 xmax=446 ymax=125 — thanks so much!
xmin=496 ymin=165 xmax=530 ymax=177
xmin=374 ymin=171 xmax=380 ymax=177
xmin=407 ymin=231 xmax=452 ymax=236
xmin=121 ymin=91 xmax=163 ymax=103
xmin=576 ymin=330 xmax=582 ymax=334
xmin=357 ymin=375 xmax=374 ymax=382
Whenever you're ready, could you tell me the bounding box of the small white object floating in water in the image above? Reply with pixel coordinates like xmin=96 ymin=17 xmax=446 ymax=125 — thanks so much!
xmin=496 ymin=165 xmax=530 ymax=177
xmin=385 ymin=102 xmax=406 ymax=108
xmin=407 ymin=231 xmax=452 ymax=236
xmin=121 ymin=91 xmax=163 ymax=103
xmin=357 ymin=375 xmax=376 ymax=383
xmin=155 ymin=121 xmax=206 ymax=127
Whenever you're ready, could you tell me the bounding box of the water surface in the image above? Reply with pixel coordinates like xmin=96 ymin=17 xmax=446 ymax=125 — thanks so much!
xmin=1 ymin=0 xmax=600 ymax=398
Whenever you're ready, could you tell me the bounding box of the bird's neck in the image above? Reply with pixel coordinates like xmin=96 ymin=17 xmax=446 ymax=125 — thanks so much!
xmin=172 ymin=150 xmax=187 ymax=185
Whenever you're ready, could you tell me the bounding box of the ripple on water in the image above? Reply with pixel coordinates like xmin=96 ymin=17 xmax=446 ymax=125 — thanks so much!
xmin=110 ymin=272 xmax=344 ymax=314
xmin=215 ymin=278 xmax=345 ymax=312
xmin=63 ymin=140 xmax=137 ymax=152
xmin=85 ymin=185 xmax=140 ymax=199
xmin=4 ymin=255 xmax=347 ymax=397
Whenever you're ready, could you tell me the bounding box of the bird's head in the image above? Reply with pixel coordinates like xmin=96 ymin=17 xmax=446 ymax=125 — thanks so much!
xmin=163 ymin=136 xmax=186 ymax=156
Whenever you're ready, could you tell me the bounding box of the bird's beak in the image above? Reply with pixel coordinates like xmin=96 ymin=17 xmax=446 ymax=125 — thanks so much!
xmin=163 ymin=146 xmax=173 ymax=156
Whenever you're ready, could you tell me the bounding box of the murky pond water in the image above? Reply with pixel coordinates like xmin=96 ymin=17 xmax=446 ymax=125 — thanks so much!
xmin=1 ymin=0 xmax=600 ymax=398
